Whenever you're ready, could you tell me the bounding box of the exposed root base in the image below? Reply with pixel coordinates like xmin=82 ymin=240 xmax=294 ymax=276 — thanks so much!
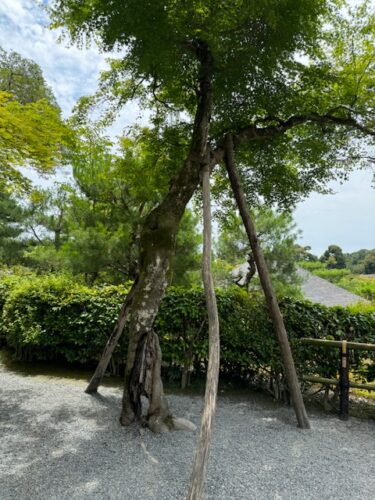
xmin=147 ymin=415 xmax=197 ymax=433
xmin=171 ymin=417 xmax=197 ymax=432
xmin=120 ymin=411 xmax=196 ymax=433
xmin=148 ymin=414 xmax=172 ymax=433
xmin=120 ymin=411 xmax=135 ymax=427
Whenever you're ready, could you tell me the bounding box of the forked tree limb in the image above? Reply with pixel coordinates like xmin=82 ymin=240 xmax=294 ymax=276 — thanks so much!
xmin=224 ymin=134 xmax=310 ymax=430
xmin=85 ymin=278 xmax=138 ymax=394
xmin=186 ymin=164 xmax=221 ymax=500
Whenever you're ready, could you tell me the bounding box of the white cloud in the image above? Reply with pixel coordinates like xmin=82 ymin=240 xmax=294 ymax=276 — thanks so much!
xmin=0 ymin=0 xmax=33 ymax=25
xmin=1 ymin=1 xmax=374 ymax=254
xmin=0 ymin=0 xmax=141 ymax=130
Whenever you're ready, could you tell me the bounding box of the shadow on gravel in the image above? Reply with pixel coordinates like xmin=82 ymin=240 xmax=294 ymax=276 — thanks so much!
xmin=1 ymin=371 xmax=375 ymax=500
xmin=0 ymin=384 xmax=195 ymax=500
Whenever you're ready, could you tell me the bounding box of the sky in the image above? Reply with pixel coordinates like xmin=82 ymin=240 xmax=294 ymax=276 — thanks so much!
xmin=0 ymin=0 xmax=374 ymax=257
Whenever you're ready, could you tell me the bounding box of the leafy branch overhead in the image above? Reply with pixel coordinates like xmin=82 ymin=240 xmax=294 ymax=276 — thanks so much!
xmin=0 ymin=48 xmax=69 ymax=192
xmin=51 ymin=1 xmax=374 ymax=211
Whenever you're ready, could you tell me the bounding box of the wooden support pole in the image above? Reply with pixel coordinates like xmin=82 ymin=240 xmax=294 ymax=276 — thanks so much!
xmin=339 ymin=340 xmax=350 ymax=421
xmin=300 ymin=338 xmax=375 ymax=351
xmin=224 ymin=134 xmax=310 ymax=429
xmin=302 ymin=375 xmax=375 ymax=392
xmin=85 ymin=280 xmax=137 ymax=394
xmin=186 ymin=164 xmax=220 ymax=500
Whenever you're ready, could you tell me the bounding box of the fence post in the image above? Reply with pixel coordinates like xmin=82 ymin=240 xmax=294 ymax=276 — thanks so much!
xmin=339 ymin=340 xmax=349 ymax=420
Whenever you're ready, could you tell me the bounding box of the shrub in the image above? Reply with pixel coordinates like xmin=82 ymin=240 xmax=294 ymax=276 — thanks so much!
xmin=0 ymin=275 xmax=374 ymax=386
xmin=0 ymin=274 xmax=128 ymax=363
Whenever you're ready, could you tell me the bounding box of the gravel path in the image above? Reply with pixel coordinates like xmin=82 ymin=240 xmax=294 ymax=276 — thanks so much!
xmin=1 ymin=366 xmax=374 ymax=500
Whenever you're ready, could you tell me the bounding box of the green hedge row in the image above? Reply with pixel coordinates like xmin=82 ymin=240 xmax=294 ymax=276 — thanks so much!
xmin=0 ymin=274 xmax=374 ymax=387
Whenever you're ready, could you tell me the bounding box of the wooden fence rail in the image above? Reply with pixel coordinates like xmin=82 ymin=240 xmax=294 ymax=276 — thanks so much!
xmin=299 ymin=338 xmax=375 ymax=420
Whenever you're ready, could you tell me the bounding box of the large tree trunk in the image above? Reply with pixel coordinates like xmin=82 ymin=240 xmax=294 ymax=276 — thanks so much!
xmin=186 ymin=165 xmax=220 ymax=499
xmin=119 ymin=42 xmax=214 ymax=431
xmin=224 ymin=134 xmax=310 ymax=430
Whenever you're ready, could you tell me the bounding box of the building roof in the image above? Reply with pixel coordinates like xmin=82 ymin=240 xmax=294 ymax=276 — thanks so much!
xmin=231 ymin=263 xmax=369 ymax=307
xmin=297 ymin=268 xmax=369 ymax=307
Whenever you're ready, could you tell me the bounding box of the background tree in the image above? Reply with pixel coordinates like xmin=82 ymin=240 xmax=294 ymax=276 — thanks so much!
xmin=23 ymin=185 xmax=71 ymax=273
xmin=364 ymin=251 xmax=375 ymax=274
xmin=0 ymin=47 xmax=56 ymax=104
xmin=0 ymin=48 xmax=67 ymax=192
xmin=216 ymin=208 xmax=302 ymax=296
xmin=171 ymin=209 xmax=201 ymax=287
xmin=295 ymin=245 xmax=318 ymax=262
xmin=0 ymin=192 xmax=27 ymax=265
xmin=20 ymin=122 xmax=202 ymax=286
xmin=344 ymin=248 xmax=375 ymax=273
xmin=320 ymin=244 xmax=347 ymax=269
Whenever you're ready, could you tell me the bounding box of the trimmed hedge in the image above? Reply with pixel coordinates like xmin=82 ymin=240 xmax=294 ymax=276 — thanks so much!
xmin=0 ymin=274 xmax=374 ymax=387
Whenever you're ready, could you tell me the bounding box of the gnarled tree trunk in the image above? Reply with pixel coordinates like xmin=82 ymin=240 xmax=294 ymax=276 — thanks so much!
xmin=119 ymin=42 xmax=214 ymax=431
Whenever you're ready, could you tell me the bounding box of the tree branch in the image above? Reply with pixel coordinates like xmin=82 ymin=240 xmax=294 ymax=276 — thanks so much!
xmin=210 ymin=111 xmax=375 ymax=167
xmin=28 ymin=224 xmax=43 ymax=244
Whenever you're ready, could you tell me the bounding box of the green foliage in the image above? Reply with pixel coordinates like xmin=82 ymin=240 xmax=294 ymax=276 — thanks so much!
xmin=0 ymin=47 xmax=56 ymax=105
xmin=14 ymin=116 xmax=203 ymax=284
xmin=338 ymin=275 xmax=375 ymax=302
xmin=171 ymin=209 xmax=201 ymax=287
xmin=364 ymin=251 xmax=375 ymax=275
xmin=0 ymin=274 xmax=128 ymax=361
xmin=280 ymin=297 xmax=375 ymax=383
xmin=48 ymin=0 xmax=375 ymax=213
xmin=300 ymin=261 xmax=327 ymax=272
xmin=0 ymin=48 xmax=68 ymax=192
xmin=0 ymin=192 xmax=27 ymax=265
xmin=345 ymin=248 xmax=373 ymax=273
xmin=295 ymin=245 xmax=318 ymax=262
xmin=50 ymin=0 xmax=330 ymax=121
xmin=320 ymin=244 xmax=346 ymax=269
xmin=0 ymin=92 xmax=67 ymax=192
xmin=1 ymin=275 xmax=374 ymax=385
xmin=215 ymin=207 xmax=302 ymax=296
xmin=310 ymin=267 xmax=351 ymax=283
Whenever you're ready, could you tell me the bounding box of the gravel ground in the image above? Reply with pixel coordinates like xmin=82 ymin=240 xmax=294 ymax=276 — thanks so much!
xmin=1 ymin=366 xmax=374 ymax=500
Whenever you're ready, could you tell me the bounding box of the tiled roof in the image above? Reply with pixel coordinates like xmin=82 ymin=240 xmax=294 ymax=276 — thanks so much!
xmin=231 ymin=263 xmax=369 ymax=307
xmin=297 ymin=268 xmax=369 ymax=307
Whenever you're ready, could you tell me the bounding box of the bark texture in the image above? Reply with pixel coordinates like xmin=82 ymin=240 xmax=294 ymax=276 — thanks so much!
xmin=224 ymin=134 xmax=310 ymax=430
xmin=119 ymin=41 xmax=214 ymax=431
xmin=187 ymin=165 xmax=220 ymax=500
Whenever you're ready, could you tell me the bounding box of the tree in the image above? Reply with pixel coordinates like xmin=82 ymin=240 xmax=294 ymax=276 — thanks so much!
xmin=67 ymin=124 xmax=201 ymax=284
xmin=320 ymin=244 xmax=347 ymax=269
xmin=50 ymin=1 xmax=375 ymax=494
xmin=345 ymin=248 xmax=374 ymax=273
xmin=23 ymin=185 xmax=74 ymax=273
xmin=295 ymin=245 xmax=318 ymax=263
xmin=216 ymin=208 xmax=302 ymax=295
xmin=0 ymin=192 xmax=26 ymax=265
xmin=51 ymin=0 xmax=375 ymax=472
xmin=364 ymin=251 xmax=375 ymax=274
xmin=0 ymin=47 xmax=56 ymax=105
xmin=21 ymin=124 xmax=202 ymax=285
xmin=0 ymin=49 xmax=67 ymax=192
xmin=172 ymin=209 xmax=201 ymax=287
